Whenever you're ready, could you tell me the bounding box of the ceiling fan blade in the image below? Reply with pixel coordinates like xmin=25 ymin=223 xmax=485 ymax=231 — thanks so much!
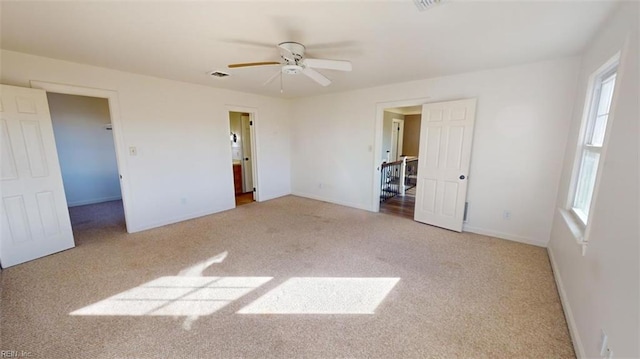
xmin=219 ymin=39 xmax=275 ymax=49
xmin=304 ymin=58 xmax=352 ymax=72
xmin=302 ymin=68 xmax=331 ymax=87
xmin=263 ymin=70 xmax=281 ymax=86
xmin=228 ymin=61 xmax=280 ymax=69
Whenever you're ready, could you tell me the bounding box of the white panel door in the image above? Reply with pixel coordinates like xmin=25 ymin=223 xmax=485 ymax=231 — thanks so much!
xmin=0 ymin=85 xmax=74 ymax=268
xmin=414 ymin=98 xmax=477 ymax=232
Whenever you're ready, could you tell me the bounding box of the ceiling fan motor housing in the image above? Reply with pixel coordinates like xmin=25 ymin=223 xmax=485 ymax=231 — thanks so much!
xmin=278 ymin=42 xmax=305 ymax=56
xmin=279 ymin=41 xmax=305 ymax=65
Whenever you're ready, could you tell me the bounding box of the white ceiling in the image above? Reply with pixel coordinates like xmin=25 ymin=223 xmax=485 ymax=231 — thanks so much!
xmin=1 ymin=1 xmax=617 ymax=98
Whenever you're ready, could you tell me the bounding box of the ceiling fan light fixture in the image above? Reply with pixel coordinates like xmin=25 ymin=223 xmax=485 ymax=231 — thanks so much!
xmin=282 ymin=64 xmax=303 ymax=75
xmin=414 ymin=0 xmax=446 ymax=11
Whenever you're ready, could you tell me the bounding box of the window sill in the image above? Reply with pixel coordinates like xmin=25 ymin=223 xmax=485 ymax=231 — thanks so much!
xmin=558 ymin=208 xmax=589 ymax=256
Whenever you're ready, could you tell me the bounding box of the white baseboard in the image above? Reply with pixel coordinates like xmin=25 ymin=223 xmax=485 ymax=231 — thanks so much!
xmin=127 ymin=204 xmax=234 ymax=233
xmin=462 ymin=224 xmax=547 ymax=247
xmin=290 ymin=194 xmax=548 ymax=247
xmin=127 ymin=192 xmax=290 ymax=234
xmin=68 ymin=195 xmax=122 ymax=207
xmin=258 ymin=191 xmax=291 ymax=202
xmin=291 ymin=191 xmax=371 ymax=211
xmin=547 ymin=247 xmax=585 ymax=358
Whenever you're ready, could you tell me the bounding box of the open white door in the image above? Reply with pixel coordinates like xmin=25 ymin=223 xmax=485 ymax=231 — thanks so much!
xmin=414 ymin=98 xmax=477 ymax=232
xmin=0 ymin=85 xmax=74 ymax=268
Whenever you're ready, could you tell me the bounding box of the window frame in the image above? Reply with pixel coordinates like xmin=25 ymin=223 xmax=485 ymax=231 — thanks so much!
xmin=565 ymin=54 xmax=620 ymax=243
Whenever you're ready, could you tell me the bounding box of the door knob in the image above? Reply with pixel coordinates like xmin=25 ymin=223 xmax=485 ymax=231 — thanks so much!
xmin=459 ymin=175 xmax=466 ymax=180
xmin=245 ymin=158 xmax=249 ymax=161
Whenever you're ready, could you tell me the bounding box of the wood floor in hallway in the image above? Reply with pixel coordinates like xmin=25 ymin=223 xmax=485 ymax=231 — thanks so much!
xmin=235 ymin=192 xmax=255 ymax=206
xmin=379 ymin=187 xmax=416 ymax=220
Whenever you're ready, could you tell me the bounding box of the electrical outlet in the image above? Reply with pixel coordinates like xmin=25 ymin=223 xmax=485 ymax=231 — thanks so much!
xmin=503 ymin=210 xmax=511 ymax=220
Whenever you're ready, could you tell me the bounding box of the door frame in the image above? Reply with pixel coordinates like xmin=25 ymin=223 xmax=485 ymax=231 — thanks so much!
xmin=226 ymin=105 xmax=259 ymax=203
xmin=30 ymin=81 xmax=133 ymax=232
xmin=373 ymin=97 xmax=430 ymax=212
xmin=390 ymin=118 xmax=405 ymax=161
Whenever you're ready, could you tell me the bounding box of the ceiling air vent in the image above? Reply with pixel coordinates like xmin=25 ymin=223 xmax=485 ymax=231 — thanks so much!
xmin=414 ymin=0 xmax=446 ymax=11
xmin=209 ymin=70 xmax=230 ymax=78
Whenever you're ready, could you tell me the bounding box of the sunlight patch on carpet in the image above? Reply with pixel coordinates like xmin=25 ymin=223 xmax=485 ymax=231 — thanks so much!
xmin=237 ymin=277 xmax=400 ymax=314
xmin=70 ymin=276 xmax=272 ymax=316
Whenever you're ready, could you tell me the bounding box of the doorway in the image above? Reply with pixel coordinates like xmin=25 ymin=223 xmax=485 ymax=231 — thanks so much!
xmin=379 ymin=107 xmax=422 ymax=219
xmin=0 ymin=83 xmax=131 ymax=268
xmin=229 ymin=111 xmax=256 ymax=206
xmin=47 ymin=93 xmax=126 ymax=240
xmin=31 ymin=81 xmax=132 ymax=233
xmin=374 ymin=99 xmax=478 ymax=232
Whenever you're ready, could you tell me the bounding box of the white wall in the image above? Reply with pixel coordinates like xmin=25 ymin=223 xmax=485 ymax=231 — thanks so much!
xmin=48 ymin=93 xmax=122 ymax=207
xmin=0 ymin=49 xmax=291 ymax=232
xmin=547 ymin=2 xmax=639 ymax=358
xmin=381 ymin=111 xmax=403 ymax=162
xmin=291 ymin=57 xmax=580 ymax=246
xmin=402 ymin=114 xmax=421 ymax=157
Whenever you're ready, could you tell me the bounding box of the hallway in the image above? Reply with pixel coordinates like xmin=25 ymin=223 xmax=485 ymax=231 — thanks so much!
xmin=379 ymin=187 xmax=415 ymax=220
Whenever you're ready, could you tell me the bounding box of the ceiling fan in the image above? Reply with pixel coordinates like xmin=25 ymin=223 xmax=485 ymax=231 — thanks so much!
xmin=228 ymin=42 xmax=352 ymax=87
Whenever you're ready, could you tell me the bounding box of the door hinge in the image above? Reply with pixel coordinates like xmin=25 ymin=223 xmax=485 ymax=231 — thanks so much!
xmin=249 ymin=121 xmax=253 ymax=126
xmin=253 ymin=187 xmax=256 ymax=192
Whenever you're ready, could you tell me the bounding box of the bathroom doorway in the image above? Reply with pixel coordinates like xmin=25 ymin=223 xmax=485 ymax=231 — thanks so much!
xmin=229 ymin=111 xmax=256 ymax=206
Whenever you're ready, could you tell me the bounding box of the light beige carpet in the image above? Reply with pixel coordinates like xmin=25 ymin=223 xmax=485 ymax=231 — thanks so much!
xmin=0 ymin=196 xmax=574 ymax=358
